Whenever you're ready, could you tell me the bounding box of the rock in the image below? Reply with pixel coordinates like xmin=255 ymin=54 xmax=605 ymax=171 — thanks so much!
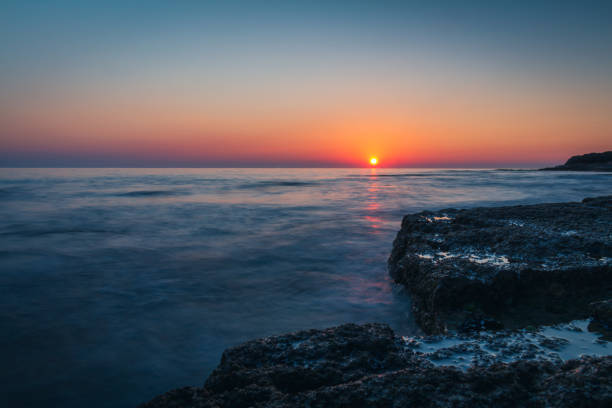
xmin=140 ymin=324 xmax=612 ymax=407
xmin=540 ymin=151 xmax=612 ymax=171
xmin=590 ymin=300 xmax=612 ymax=326
xmin=388 ymin=196 xmax=612 ymax=334
xmin=201 ymin=323 xmax=412 ymax=400
xmin=589 ymin=299 xmax=612 ymax=332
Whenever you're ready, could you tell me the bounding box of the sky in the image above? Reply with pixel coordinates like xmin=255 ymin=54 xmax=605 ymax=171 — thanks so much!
xmin=1 ymin=1 xmax=611 ymax=167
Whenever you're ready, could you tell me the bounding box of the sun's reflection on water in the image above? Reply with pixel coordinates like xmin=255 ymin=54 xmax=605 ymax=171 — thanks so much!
xmin=365 ymin=168 xmax=384 ymax=232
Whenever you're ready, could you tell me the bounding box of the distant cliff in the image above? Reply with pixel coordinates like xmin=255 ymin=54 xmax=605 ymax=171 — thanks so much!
xmin=540 ymin=151 xmax=612 ymax=171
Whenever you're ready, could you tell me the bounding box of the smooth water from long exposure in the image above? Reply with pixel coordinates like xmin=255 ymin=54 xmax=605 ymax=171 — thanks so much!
xmin=1 ymin=168 xmax=610 ymax=407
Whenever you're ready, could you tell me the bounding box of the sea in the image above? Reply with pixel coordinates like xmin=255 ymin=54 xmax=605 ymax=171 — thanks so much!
xmin=1 ymin=168 xmax=610 ymax=407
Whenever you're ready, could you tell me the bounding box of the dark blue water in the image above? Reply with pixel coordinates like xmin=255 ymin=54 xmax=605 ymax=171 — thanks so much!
xmin=1 ymin=168 xmax=610 ymax=407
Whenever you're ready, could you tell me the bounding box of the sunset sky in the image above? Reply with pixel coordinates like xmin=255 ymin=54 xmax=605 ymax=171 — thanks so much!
xmin=1 ymin=1 xmax=611 ymax=167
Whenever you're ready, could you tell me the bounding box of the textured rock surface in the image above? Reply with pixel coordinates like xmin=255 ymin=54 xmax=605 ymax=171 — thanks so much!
xmin=388 ymin=196 xmax=612 ymax=333
xmin=540 ymin=151 xmax=612 ymax=171
xmin=141 ymin=323 xmax=612 ymax=408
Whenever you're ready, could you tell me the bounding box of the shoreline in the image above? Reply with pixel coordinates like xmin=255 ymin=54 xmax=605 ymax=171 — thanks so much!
xmin=142 ymin=323 xmax=611 ymax=407
xmin=143 ymin=196 xmax=612 ymax=407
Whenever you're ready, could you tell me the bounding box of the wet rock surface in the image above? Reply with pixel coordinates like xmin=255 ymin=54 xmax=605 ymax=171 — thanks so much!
xmin=141 ymin=323 xmax=612 ymax=408
xmin=407 ymin=319 xmax=609 ymax=369
xmin=540 ymin=151 xmax=612 ymax=171
xmin=388 ymin=196 xmax=612 ymax=333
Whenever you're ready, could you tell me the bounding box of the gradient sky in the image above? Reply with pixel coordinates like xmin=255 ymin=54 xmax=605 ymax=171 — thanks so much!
xmin=1 ymin=1 xmax=611 ymax=167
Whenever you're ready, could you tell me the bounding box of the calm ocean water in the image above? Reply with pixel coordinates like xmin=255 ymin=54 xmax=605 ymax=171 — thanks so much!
xmin=1 ymin=168 xmax=610 ymax=407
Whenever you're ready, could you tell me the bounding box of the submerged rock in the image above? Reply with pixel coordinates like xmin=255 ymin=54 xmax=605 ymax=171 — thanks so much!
xmin=141 ymin=323 xmax=612 ymax=407
xmin=388 ymin=196 xmax=612 ymax=333
xmin=540 ymin=151 xmax=612 ymax=171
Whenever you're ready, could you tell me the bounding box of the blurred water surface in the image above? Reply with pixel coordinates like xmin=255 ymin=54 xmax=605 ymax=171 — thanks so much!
xmin=0 ymin=168 xmax=610 ymax=407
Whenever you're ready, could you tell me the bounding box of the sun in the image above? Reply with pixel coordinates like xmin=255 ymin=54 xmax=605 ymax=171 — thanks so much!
xmin=370 ymin=157 xmax=378 ymax=166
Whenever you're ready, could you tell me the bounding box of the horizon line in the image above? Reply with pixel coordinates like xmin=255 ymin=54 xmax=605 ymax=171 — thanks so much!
xmin=0 ymin=165 xmax=543 ymax=169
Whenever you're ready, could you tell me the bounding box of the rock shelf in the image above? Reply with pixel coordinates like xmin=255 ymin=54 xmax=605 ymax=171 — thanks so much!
xmin=388 ymin=196 xmax=612 ymax=333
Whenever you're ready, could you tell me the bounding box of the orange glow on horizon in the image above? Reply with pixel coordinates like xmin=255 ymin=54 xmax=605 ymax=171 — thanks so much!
xmin=1 ymin=80 xmax=611 ymax=167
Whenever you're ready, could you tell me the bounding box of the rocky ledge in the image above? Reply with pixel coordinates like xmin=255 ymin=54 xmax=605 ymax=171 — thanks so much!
xmin=388 ymin=196 xmax=612 ymax=334
xmin=141 ymin=323 xmax=612 ymax=408
xmin=540 ymin=151 xmax=612 ymax=171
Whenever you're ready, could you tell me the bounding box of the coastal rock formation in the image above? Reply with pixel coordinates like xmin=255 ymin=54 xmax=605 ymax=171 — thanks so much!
xmin=143 ymin=196 xmax=612 ymax=407
xmin=141 ymin=323 xmax=612 ymax=407
xmin=388 ymin=196 xmax=612 ymax=334
xmin=540 ymin=151 xmax=612 ymax=171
